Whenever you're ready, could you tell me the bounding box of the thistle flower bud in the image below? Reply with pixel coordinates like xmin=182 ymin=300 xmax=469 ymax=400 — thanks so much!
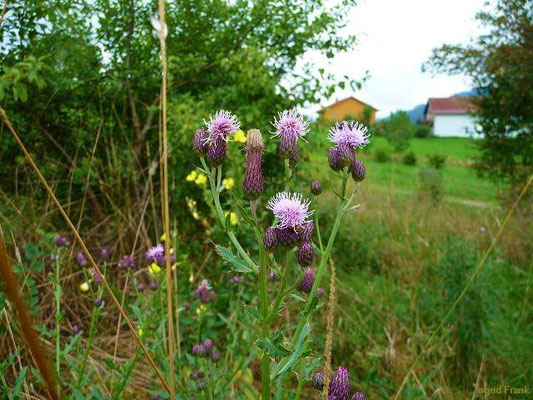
xmin=196 ymin=370 xmax=205 ymax=379
xmin=298 ymin=221 xmax=314 ymax=243
xmin=312 ymin=372 xmax=325 ymax=390
xmin=263 ymin=227 xmax=279 ymax=251
xmin=92 ymin=268 xmax=102 ymax=284
xmin=338 ymin=143 xmax=355 ymax=167
xmin=193 ymin=129 xmax=208 ymax=156
xmin=297 ymin=242 xmax=315 ymax=267
xmin=72 ymin=325 xmax=80 ymax=335
xmin=277 ymin=227 xmax=299 ymax=248
xmin=317 ymin=288 xmax=324 ymax=298
xmin=328 ymin=366 xmax=350 ymax=400
xmin=120 ymin=255 xmax=136 ymax=269
xmin=328 ymin=147 xmax=343 ymax=171
xmin=203 ymin=339 xmax=213 ymax=355
xmin=242 ymin=129 xmax=264 ymax=201
xmin=52 ymin=235 xmax=69 ymax=246
xmin=100 ymin=248 xmax=110 ymax=260
xmin=268 ymin=272 xmax=280 ymax=281
xmin=351 ymin=160 xmax=366 ymax=182
xmin=310 ymin=180 xmax=323 ymax=195
xmin=351 ymin=392 xmax=366 ymax=400
xmin=206 ymin=138 xmax=227 ymax=167
xmin=298 ymin=268 xmax=315 ymax=293
xmin=94 ymin=298 xmax=103 ymax=307
xmin=211 ymin=351 xmax=221 ymax=362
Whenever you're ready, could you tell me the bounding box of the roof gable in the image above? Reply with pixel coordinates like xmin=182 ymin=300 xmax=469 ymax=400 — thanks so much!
xmin=319 ymin=96 xmax=377 ymax=113
xmin=426 ymin=97 xmax=475 ymax=115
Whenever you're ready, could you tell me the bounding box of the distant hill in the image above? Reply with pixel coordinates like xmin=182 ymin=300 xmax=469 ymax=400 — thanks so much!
xmin=405 ymin=90 xmax=475 ymax=123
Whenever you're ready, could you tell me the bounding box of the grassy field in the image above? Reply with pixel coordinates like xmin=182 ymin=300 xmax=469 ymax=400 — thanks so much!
xmin=309 ymin=136 xmax=497 ymax=204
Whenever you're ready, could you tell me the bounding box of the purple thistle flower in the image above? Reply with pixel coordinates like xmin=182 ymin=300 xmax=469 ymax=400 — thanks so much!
xmin=193 ymin=129 xmax=208 ymax=156
xmin=272 ymin=109 xmax=309 ymax=160
xmin=297 ymin=242 xmax=315 ymax=267
xmin=312 ymin=372 xmax=325 ymax=390
xmin=76 ymin=252 xmax=88 ymax=267
xmin=328 ymin=121 xmax=369 ymax=149
xmin=230 ymin=275 xmax=244 ymax=284
xmin=94 ymin=298 xmax=103 ymax=307
xmin=197 ymin=380 xmax=206 ymax=391
xmin=72 ymin=325 xmax=80 ymax=335
xmin=297 ymin=221 xmax=314 ymax=243
xmin=310 ymin=180 xmax=323 ymax=195
xmin=298 ymin=268 xmax=315 ymax=293
xmin=203 ymin=339 xmax=213 ymax=355
xmin=205 ymin=110 xmax=240 ymax=143
xmin=317 ymin=288 xmax=324 ymax=298
xmin=328 ymin=146 xmax=344 ymax=171
xmin=195 ymin=279 xmax=216 ymax=303
xmin=211 ymin=351 xmax=221 ymax=362
xmin=338 ymin=143 xmax=356 ymax=167
xmin=192 ymin=344 xmax=205 ymax=357
xmin=263 ymin=227 xmax=279 ymax=251
xmin=351 ymin=392 xmax=366 ymax=400
xmin=100 ymin=248 xmax=110 ymax=260
xmin=329 ymin=366 xmax=351 ymax=400
xmin=351 ymin=160 xmax=366 ymax=182
xmin=267 ymin=192 xmax=313 ymax=230
xmin=146 ymin=244 xmax=164 ymax=263
xmin=149 ymin=281 xmax=158 ymax=291
xmin=276 ymin=227 xmax=300 ymax=248
xmin=242 ymin=129 xmax=264 ymax=201
xmin=120 ymin=255 xmax=136 ymax=269
xmin=52 ymin=235 xmax=69 ymax=246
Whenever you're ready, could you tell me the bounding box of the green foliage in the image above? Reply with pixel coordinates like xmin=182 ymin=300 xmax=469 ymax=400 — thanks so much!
xmin=427 ymin=153 xmax=447 ymax=169
xmin=374 ymin=147 xmax=391 ymax=163
xmin=414 ymin=124 xmax=431 ymax=138
xmin=425 ymin=0 xmax=533 ymax=192
xmin=418 ymin=168 xmax=444 ymax=203
xmin=402 ymin=151 xmax=417 ymax=166
xmin=378 ymin=111 xmax=414 ymax=152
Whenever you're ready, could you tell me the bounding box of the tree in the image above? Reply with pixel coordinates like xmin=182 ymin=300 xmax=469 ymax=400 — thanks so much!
xmin=0 ymin=0 xmax=360 ymax=223
xmin=424 ymin=0 xmax=533 ymax=193
xmin=379 ymin=111 xmax=414 ymax=152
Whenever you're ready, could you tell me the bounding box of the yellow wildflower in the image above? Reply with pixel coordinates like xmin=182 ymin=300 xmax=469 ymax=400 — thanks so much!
xmin=160 ymin=233 xmax=166 ymax=241
xmin=222 ymin=177 xmax=235 ymax=190
xmin=79 ymin=281 xmax=89 ymax=292
xmin=137 ymin=326 xmax=144 ymax=338
xmin=233 ymin=129 xmax=247 ymax=143
xmin=148 ymin=262 xmax=161 ymax=275
xmin=194 ymin=173 xmax=207 ymax=186
xmin=224 ymin=211 xmax=238 ymax=226
xmin=186 ymin=170 xmax=198 ymax=182
xmin=196 ymin=304 xmax=207 ymax=315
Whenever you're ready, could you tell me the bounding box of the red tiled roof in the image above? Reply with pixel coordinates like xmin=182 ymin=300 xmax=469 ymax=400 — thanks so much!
xmin=426 ymin=97 xmax=475 ymax=115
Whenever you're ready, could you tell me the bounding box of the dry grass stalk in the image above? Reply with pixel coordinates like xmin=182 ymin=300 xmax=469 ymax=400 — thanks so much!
xmin=323 ymin=258 xmax=337 ymax=400
xmin=0 ymin=235 xmax=60 ymax=400
xmin=0 ymin=106 xmax=172 ymax=394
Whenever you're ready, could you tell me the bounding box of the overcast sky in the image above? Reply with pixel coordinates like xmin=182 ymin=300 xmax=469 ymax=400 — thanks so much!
xmin=305 ymin=0 xmax=487 ymax=117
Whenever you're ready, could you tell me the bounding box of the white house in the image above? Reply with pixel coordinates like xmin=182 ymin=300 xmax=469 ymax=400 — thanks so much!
xmin=424 ymin=97 xmax=478 ymax=137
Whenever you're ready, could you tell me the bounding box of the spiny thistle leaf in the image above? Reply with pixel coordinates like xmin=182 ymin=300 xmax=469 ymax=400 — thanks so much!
xmin=215 ymin=245 xmax=253 ymax=273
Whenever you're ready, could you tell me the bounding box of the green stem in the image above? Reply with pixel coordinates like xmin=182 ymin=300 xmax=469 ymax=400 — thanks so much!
xmin=313 ymin=196 xmax=324 ymax=252
xmin=202 ymin=159 xmax=258 ymax=272
xmin=266 ymin=252 xmax=293 ymax=323
xmin=294 ymin=357 xmax=306 ymax=400
xmin=54 ymin=253 xmax=61 ymax=397
xmin=201 ymin=358 xmax=214 ymax=400
xmin=254 ymin=221 xmax=271 ymax=400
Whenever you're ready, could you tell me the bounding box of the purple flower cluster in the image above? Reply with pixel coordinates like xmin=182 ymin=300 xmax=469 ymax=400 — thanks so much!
xmin=52 ymin=235 xmax=69 ymax=247
xmin=311 ymin=367 xmax=366 ymax=400
xmin=76 ymin=252 xmax=88 ymax=267
xmin=242 ymin=129 xmax=264 ymax=201
xmin=192 ymin=338 xmax=220 ymax=362
xmin=328 ymin=121 xmax=369 ymax=181
xmin=120 ymin=255 xmax=136 ymax=269
xmin=203 ymin=110 xmax=240 ymax=166
xmin=146 ymin=244 xmax=175 ymax=266
xmin=267 ymin=192 xmax=313 ymax=231
xmin=195 ymin=279 xmax=216 ymax=303
xmin=272 ymin=109 xmax=309 ymax=166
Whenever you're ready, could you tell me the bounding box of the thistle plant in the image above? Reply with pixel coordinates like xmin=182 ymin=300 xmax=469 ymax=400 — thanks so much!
xmin=194 ymin=109 xmax=369 ymax=399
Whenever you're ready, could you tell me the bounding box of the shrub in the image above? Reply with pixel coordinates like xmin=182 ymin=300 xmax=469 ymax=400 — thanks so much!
xmin=418 ymin=168 xmax=444 ymax=203
xmin=414 ymin=124 xmax=431 ymax=138
xmin=374 ymin=148 xmax=391 ymax=163
xmin=428 ymin=153 xmax=447 ymax=169
xmin=402 ymin=151 xmax=417 ymax=166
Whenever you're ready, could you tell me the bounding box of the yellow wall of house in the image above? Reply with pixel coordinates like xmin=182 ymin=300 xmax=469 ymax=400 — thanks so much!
xmin=321 ymin=98 xmax=376 ymax=124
